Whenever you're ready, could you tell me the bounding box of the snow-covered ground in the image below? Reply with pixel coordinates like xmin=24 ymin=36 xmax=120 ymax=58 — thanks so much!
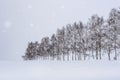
xmin=0 ymin=60 xmax=120 ymax=80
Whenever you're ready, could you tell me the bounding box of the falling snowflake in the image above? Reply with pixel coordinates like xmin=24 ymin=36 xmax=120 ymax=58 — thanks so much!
xmin=60 ymin=5 xmax=65 ymax=9
xmin=28 ymin=5 xmax=32 ymax=9
xmin=30 ymin=23 xmax=34 ymax=27
xmin=4 ymin=21 xmax=12 ymax=28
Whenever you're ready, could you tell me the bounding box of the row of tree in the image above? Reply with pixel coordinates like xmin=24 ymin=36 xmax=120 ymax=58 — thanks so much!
xmin=23 ymin=8 xmax=120 ymax=60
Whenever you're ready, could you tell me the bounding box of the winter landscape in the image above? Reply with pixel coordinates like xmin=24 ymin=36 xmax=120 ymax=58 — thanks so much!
xmin=0 ymin=0 xmax=120 ymax=80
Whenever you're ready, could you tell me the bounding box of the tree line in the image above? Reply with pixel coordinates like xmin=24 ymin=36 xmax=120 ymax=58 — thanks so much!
xmin=23 ymin=7 xmax=120 ymax=60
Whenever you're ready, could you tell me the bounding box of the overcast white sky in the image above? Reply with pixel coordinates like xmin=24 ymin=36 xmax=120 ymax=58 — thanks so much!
xmin=0 ymin=0 xmax=120 ymax=61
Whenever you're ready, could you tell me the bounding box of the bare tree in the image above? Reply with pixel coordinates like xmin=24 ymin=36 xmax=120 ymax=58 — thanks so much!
xmin=88 ymin=15 xmax=104 ymax=60
xmin=108 ymin=8 xmax=120 ymax=60
xmin=23 ymin=7 xmax=120 ymax=61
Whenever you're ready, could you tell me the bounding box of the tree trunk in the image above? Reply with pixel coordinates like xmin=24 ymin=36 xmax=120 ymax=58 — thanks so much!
xmin=99 ymin=38 xmax=102 ymax=60
xmin=83 ymin=49 xmax=86 ymax=60
xmin=114 ymin=39 xmax=117 ymax=60
xmin=72 ymin=51 xmax=74 ymax=61
xmin=92 ymin=45 xmax=94 ymax=59
xmin=96 ymin=42 xmax=98 ymax=60
xmin=108 ymin=47 xmax=111 ymax=60
xmin=67 ymin=54 xmax=69 ymax=61
xmin=78 ymin=53 xmax=81 ymax=60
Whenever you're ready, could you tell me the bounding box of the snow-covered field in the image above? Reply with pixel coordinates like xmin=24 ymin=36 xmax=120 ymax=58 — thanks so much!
xmin=0 ymin=60 xmax=120 ymax=80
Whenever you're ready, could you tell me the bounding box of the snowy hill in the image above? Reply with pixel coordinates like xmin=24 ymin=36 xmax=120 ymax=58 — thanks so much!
xmin=0 ymin=60 xmax=120 ymax=80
